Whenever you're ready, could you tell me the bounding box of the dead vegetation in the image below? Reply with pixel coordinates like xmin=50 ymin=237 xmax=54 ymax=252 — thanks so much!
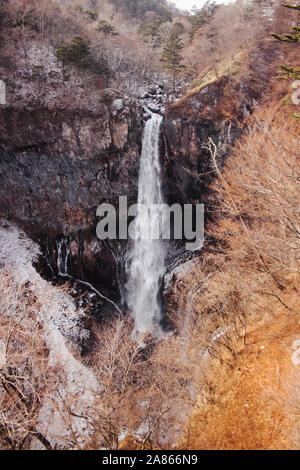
xmin=1 ymin=75 xmax=299 ymax=451
xmin=0 ymin=270 xmax=53 ymax=449
xmin=0 ymin=0 xmax=294 ymax=98
xmin=0 ymin=269 xmax=195 ymax=450
xmin=165 ymin=95 xmax=300 ymax=449
xmin=0 ymin=0 xmax=299 ymax=452
xmin=76 ymin=317 xmax=194 ymax=450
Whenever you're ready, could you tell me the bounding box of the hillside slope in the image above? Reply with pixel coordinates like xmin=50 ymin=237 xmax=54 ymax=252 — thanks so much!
xmin=165 ymin=65 xmax=300 ymax=449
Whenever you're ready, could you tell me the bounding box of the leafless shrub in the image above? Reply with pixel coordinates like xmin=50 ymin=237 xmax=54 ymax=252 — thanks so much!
xmin=0 ymin=269 xmax=54 ymax=450
xmin=62 ymin=316 xmax=195 ymax=450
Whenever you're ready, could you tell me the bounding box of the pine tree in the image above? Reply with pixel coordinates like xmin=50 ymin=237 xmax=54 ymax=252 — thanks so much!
xmin=272 ymin=3 xmax=300 ymax=42
xmin=68 ymin=36 xmax=90 ymax=68
xmin=138 ymin=18 xmax=163 ymax=47
xmin=160 ymin=32 xmax=185 ymax=97
xmin=277 ymin=64 xmax=300 ymax=79
xmin=108 ymin=0 xmax=172 ymax=21
xmin=188 ymin=1 xmax=218 ymax=40
xmin=56 ymin=43 xmax=70 ymax=78
xmin=83 ymin=9 xmax=98 ymax=21
xmin=272 ymin=3 xmax=300 ymax=79
xmin=97 ymin=20 xmax=119 ymax=37
xmin=138 ymin=18 xmax=164 ymax=88
xmin=56 ymin=36 xmax=91 ymax=72
xmin=272 ymin=26 xmax=300 ymax=42
xmin=281 ymin=3 xmax=300 ymax=10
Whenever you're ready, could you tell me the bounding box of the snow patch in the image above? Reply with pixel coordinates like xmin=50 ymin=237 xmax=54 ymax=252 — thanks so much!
xmin=0 ymin=221 xmax=98 ymax=448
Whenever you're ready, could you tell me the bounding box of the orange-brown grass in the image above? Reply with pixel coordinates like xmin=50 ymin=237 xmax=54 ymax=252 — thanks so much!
xmin=166 ymin=76 xmax=300 ymax=449
xmin=181 ymin=305 xmax=300 ymax=450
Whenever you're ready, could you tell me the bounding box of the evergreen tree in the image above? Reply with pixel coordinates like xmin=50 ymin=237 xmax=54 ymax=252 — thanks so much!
xmin=97 ymin=20 xmax=119 ymax=37
xmin=172 ymin=22 xmax=185 ymax=36
xmin=272 ymin=3 xmax=300 ymax=42
xmin=56 ymin=43 xmax=70 ymax=77
xmin=281 ymin=2 xmax=300 ymax=10
xmin=108 ymin=0 xmax=172 ymax=21
xmin=272 ymin=26 xmax=300 ymax=42
xmin=83 ymin=9 xmax=98 ymax=21
xmin=138 ymin=17 xmax=164 ymax=46
xmin=160 ymin=32 xmax=185 ymax=97
xmin=138 ymin=17 xmax=167 ymax=89
xmin=189 ymin=1 xmax=218 ymax=40
xmin=68 ymin=36 xmax=90 ymax=68
xmin=56 ymin=36 xmax=91 ymax=72
xmin=272 ymin=3 xmax=300 ymax=79
xmin=277 ymin=64 xmax=300 ymax=79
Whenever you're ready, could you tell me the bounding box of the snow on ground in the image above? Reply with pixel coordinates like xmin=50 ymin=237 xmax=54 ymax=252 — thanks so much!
xmin=0 ymin=221 xmax=89 ymax=346
xmin=0 ymin=221 xmax=98 ymax=448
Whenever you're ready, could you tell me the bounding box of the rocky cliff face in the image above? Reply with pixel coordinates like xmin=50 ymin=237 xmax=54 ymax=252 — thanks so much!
xmin=0 ymin=39 xmax=278 ymax=317
xmin=160 ymin=42 xmax=280 ymax=305
xmin=0 ymin=85 xmax=143 ymax=305
xmin=161 ymin=42 xmax=279 ymax=210
xmin=0 ymin=89 xmax=142 ymax=230
xmin=162 ymin=79 xmax=239 ymax=208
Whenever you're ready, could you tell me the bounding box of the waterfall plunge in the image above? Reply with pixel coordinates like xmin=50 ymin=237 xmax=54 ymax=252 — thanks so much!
xmin=127 ymin=112 xmax=165 ymax=334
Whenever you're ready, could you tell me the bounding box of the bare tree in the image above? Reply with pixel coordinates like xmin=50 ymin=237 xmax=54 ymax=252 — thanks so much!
xmin=0 ymin=270 xmax=53 ymax=450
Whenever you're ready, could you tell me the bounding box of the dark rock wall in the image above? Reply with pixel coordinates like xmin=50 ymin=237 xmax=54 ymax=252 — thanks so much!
xmin=0 ymin=41 xmax=278 ymax=311
xmin=161 ymin=41 xmax=279 ymax=210
xmin=0 ymin=90 xmax=143 ymax=300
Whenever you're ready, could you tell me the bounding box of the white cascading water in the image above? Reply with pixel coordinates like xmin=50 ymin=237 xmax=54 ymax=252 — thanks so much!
xmin=56 ymin=237 xmax=71 ymax=277
xmin=127 ymin=111 xmax=165 ymax=334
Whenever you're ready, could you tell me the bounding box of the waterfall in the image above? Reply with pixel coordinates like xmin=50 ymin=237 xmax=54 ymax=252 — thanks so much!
xmin=127 ymin=111 xmax=165 ymax=334
xmin=56 ymin=236 xmax=71 ymax=277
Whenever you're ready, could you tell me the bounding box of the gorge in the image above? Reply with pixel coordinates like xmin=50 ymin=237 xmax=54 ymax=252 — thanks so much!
xmin=0 ymin=0 xmax=299 ymax=452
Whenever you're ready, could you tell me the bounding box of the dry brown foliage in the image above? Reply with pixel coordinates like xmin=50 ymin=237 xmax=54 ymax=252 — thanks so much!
xmin=0 ymin=269 xmax=53 ymax=449
xmin=79 ymin=317 xmax=195 ymax=450
xmin=166 ymin=100 xmax=300 ymax=449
